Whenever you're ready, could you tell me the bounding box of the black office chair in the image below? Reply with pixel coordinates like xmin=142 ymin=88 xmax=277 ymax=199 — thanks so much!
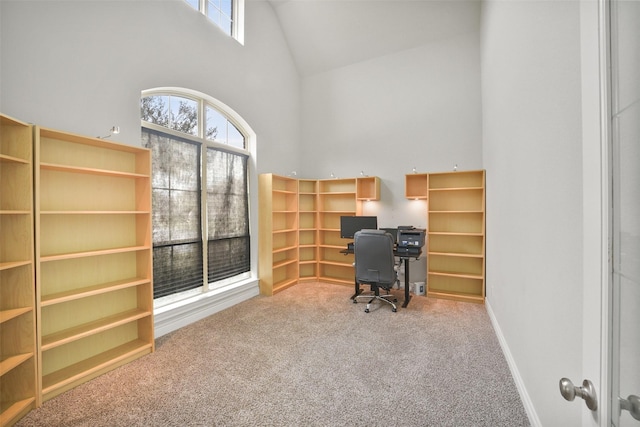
xmin=353 ymin=229 xmax=398 ymax=313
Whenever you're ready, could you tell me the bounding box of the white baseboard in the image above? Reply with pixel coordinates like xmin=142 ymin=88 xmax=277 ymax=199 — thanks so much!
xmin=485 ymin=299 xmax=542 ymax=427
xmin=153 ymin=279 xmax=260 ymax=338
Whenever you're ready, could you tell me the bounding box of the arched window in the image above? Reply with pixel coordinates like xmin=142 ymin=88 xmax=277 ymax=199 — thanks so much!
xmin=141 ymin=88 xmax=254 ymax=305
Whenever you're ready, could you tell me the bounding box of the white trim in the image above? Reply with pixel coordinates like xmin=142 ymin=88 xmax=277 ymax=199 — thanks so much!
xmin=234 ymin=0 xmax=245 ymax=46
xmin=485 ymin=299 xmax=541 ymax=427
xmin=154 ymin=278 xmax=260 ymax=338
xmin=598 ymin=0 xmax=612 ymax=424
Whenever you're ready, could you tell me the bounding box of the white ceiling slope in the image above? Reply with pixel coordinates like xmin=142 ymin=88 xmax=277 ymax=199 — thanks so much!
xmin=267 ymin=0 xmax=482 ymax=77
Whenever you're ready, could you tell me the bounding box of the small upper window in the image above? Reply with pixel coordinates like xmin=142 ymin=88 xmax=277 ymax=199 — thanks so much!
xmin=185 ymin=0 xmax=244 ymax=44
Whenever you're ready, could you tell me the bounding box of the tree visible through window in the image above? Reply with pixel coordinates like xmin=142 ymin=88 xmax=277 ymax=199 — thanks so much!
xmin=142 ymin=94 xmax=244 ymax=147
xmin=141 ymin=91 xmax=250 ymax=301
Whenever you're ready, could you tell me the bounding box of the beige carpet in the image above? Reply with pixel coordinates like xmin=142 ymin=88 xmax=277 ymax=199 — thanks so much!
xmin=17 ymin=282 xmax=530 ymax=426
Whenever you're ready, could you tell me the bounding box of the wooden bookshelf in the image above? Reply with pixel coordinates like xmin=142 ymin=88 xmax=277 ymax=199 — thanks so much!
xmin=259 ymin=175 xmax=378 ymax=292
xmin=427 ymin=170 xmax=485 ymax=303
xmin=405 ymin=173 xmax=429 ymax=200
xmin=317 ymin=179 xmax=360 ymax=285
xmin=34 ymin=126 xmax=154 ymax=402
xmin=356 ymin=176 xmax=380 ymax=201
xmin=298 ymin=179 xmax=318 ymax=282
xmin=258 ymin=174 xmax=299 ymax=295
xmin=0 ymin=114 xmax=38 ymax=427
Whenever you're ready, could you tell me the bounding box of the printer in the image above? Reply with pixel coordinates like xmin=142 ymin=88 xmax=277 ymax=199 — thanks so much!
xmin=396 ymin=228 xmax=425 ymax=255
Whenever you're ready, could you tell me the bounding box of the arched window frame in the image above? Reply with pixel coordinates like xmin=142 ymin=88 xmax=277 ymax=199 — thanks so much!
xmin=141 ymin=87 xmax=256 ymax=308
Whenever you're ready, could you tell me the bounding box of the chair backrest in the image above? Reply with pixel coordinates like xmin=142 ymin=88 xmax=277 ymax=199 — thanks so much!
xmin=354 ymin=229 xmax=396 ymax=287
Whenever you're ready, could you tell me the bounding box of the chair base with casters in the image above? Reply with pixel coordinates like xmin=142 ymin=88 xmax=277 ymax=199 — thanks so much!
xmin=353 ymin=284 xmax=398 ymax=312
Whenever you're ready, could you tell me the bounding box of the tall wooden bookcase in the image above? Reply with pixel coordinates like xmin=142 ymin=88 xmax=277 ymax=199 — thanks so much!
xmin=297 ymin=179 xmax=318 ymax=282
xmin=426 ymin=170 xmax=485 ymax=303
xmin=317 ymin=178 xmax=359 ymax=285
xmin=34 ymin=127 xmax=155 ymax=402
xmin=258 ymin=174 xmax=299 ymax=296
xmin=0 ymin=114 xmax=38 ymax=427
xmin=258 ymin=174 xmax=379 ymax=295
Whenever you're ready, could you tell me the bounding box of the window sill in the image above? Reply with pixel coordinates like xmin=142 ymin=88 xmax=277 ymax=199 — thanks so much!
xmin=153 ymin=277 xmax=259 ymax=338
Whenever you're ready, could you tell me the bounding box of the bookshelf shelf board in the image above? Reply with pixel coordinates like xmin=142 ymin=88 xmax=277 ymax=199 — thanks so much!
xmin=40 ymin=245 xmax=150 ymax=262
xmin=426 ymin=290 xmax=485 ymax=303
xmin=428 ymin=271 xmax=484 ymax=280
xmin=272 ymin=279 xmax=298 ymax=293
xmin=0 ymin=398 xmax=36 ymax=427
xmin=40 ymin=211 xmax=150 ymax=215
xmin=273 ymin=258 xmax=298 ymax=269
xmin=41 ymin=339 xmax=152 ymax=398
xmin=272 ymin=245 xmax=298 ymax=254
xmin=41 ymin=277 xmax=151 ymax=306
xmin=428 ymin=232 xmax=484 ymax=237
xmin=428 ymin=251 xmax=484 ymax=258
xmin=0 ymin=353 xmax=34 ymax=376
xmin=0 ymin=307 xmax=32 ymax=324
xmin=0 ymin=260 xmax=31 ymax=271
xmin=0 ymin=153 xmax=30 ymax=164
xmin=40 ymin=163 xmax=148 ymax=179
xmin=41 ymin=309 xmax=151 ymax=351
xmin=273 ymin=228 xmax=297 ymax=234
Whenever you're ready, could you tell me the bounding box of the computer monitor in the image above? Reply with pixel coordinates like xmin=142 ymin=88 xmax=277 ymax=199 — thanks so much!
xmin=380 ymin=228 xmax=398 ymax=244
xmin=340 ymin=216 xmax=378 ymax=239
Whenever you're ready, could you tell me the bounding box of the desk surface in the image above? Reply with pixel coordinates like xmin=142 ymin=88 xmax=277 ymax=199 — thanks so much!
xmin=340 ymin=245 xmax=422 ymax=258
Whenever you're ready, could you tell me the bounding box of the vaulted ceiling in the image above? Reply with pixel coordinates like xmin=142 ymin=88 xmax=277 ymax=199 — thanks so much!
xmin=267 ymin=0 xmax=482 ymax=77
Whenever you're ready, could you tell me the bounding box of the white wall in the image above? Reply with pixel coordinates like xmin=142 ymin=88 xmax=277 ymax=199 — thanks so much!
xmin=0 ymin=0 xmax=300 ymax=174
xmin=0 ymin=0 xmax=301 ymax=334
xmin=481 ymin=1 xmax=584 ymax=425
xmin=300 ymin=30 xmax=483 ymax=283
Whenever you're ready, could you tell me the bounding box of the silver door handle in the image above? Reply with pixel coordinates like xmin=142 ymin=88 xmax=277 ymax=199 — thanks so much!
xmin=619 ymin=395 xmax=640 ymax=421
xmin=559 ymin=378 xmax=598 ymax=411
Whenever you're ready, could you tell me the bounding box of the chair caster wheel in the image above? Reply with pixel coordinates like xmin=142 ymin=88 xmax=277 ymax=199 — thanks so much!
xmin=393 ymin=298 xmax=398 ymax=303
xmin=353 ymin=299 xmax=357 ymax=304
xmin=392 ymin=308 xmax=397 ymax=312
xmin=365 ymin=308 xmax=370 ymax=313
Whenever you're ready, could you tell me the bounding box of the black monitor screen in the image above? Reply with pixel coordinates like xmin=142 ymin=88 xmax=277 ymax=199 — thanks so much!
xmin=340 ymin=216 xmax=378 ymax=239
xmin=380 ymin=228 xmax=398 ymax=244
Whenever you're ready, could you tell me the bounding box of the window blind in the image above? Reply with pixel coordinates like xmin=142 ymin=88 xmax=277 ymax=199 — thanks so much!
xmin=143 ymin=128 xmax=203 ymax=298
xmin=206 ymin=148 xmax=250 ymax=282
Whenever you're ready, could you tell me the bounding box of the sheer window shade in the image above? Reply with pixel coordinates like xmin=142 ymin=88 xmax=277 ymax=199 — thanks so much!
xmin=142 ymin=128 xmax=250 ymax=299
xmin=143 ymin=128 xmax=203 ymax=298
xmin=206 ymin=149 xmax=250 ymax=283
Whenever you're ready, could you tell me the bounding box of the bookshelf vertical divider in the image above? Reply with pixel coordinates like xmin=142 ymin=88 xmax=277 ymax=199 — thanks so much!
xmin=34 ymin=126 xmax=155 ymax=403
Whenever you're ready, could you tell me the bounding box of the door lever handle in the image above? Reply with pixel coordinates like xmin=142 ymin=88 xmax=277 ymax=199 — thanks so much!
xmin=559 ymin=378 xmax=598 ymax=411
xmin=619 ymin=395 xmax=640 ymax=421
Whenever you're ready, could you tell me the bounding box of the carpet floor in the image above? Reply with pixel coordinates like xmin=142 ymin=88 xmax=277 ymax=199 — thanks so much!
xmin=17 ymin=282 xmax=530 ymax=426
